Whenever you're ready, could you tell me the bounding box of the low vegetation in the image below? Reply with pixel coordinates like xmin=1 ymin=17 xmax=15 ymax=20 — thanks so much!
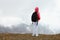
xmin=0 ymin=33 xmax=60 ymax=40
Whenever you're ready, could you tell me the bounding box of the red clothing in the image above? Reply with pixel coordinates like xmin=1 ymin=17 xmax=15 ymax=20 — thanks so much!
xmin=35 ymin=7 xmax=40 ymax=21
xmin=35 ymin=7 xmax=39 ymax=12
xmin=37 ymin=12 xmax=40 ymax=21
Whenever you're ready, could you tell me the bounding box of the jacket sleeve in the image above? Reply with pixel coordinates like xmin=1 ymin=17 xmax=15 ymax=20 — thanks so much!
xmin=37 ymin=12 xmax=40 ymax=20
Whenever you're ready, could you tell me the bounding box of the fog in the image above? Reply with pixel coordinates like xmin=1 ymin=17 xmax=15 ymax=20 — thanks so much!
xmin=0 ymin=23 xmax=54 ymax=34
xmin=0 ymin=0 xmax=60 ymax=34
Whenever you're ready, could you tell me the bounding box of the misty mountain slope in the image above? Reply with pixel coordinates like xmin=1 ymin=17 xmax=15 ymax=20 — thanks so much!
xmin=38 ymin=25 xmax=54 ymax=34
xmin=29 ymin=24 xmax=54 ymax=34
xmin=0 ymin=23 xmax=30 ymax=33
xmin=0 ymin=26 xmax=11 ymax=33
xmin=0 ymin=23 xmax=54 ymax=34
xmin=11 ymin=23 xmax=30 ymax=33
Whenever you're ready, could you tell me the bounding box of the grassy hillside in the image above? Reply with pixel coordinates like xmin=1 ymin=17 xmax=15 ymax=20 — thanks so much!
xmin=0 ymin=33 xmax=60 ymax=40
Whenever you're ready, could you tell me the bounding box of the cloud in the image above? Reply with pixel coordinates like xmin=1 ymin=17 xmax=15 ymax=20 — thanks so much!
xmin=0 ymin=0 xmax=60 ymax=34
xmin=0 ymin=16 xmax=24 ymax=27
xmin=0 ymin=23 xmax=54 ymax=34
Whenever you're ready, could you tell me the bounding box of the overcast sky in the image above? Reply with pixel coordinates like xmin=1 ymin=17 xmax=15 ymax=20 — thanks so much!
xmin=0 ymin=0 xmax=60 ymax=31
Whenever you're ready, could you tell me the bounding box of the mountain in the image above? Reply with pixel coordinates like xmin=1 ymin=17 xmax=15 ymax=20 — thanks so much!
xmin=0 ymin=23 xmax=54 ymax=34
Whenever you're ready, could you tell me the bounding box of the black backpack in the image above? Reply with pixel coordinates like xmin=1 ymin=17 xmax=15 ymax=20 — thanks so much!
xmin=31 ymin=12 xmax=38 ymax=22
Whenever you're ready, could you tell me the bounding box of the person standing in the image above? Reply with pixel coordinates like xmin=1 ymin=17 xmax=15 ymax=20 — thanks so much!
xmin=31 ymin=7 xmax=40 ymax=36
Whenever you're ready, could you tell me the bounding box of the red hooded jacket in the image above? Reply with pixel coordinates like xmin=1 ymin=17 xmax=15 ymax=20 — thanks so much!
xmin=35 ymin=7 xmax=40 ymax=21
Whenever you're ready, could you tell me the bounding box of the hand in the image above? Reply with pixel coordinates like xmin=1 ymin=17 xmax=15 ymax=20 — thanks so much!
xmin=32 ymin=22 xmax=33 ymax=24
